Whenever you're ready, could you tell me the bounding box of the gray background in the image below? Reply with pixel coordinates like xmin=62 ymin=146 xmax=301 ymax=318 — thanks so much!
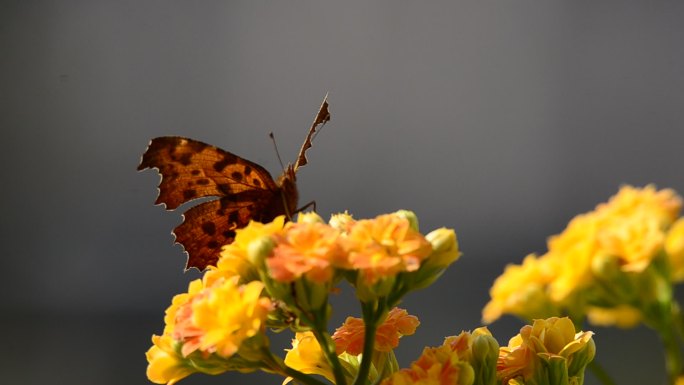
xmin=2 ymin=1 xmax=684 ymax=384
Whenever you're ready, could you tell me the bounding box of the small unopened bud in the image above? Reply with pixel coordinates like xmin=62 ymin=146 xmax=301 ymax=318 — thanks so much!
xmin=329 ymin=211 xmax=355 ymax=232
xmin=394 ymin=210 xmax=420 ymax=232
xmin=247 ymin=236 xmax=275 ymax=266
xmin=297 ymin=211 xmax=324 ymax=224
xmin=425 ymin=228 xmax=461 ymax=268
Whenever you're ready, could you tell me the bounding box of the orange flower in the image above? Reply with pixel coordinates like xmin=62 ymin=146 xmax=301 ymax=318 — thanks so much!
xmin=333 ymin=307 xmax=420 ymax=355
xmin=344 ymin=213 xmax=432 ymax=284
xmin=267 ymin=221 xmax=344 ymax=283
xmin=381 ymin=344 xmax=474 ymax=385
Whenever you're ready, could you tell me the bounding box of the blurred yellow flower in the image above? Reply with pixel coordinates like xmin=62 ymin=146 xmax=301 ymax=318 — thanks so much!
xmin=498 ymin=317 xmax=594 ymax=384
xmin=284 ymin=331 xmax=335 ymax=382
xmin=666 ymin=218 xmax=684 ymax=282
xmin=586 ymin=305 xmax=642 ymax=329
xmin=381 ymin=344 xmax=474 ymax=385
xmin=333 ymin=307 xmax=420 ymax=355
xmin=344 ymin=213 xmax=433 ymax=284
xmin=146 ymin=334 xmax=194 ymax=385
xmin=268 ymin=221 xmax=345 ymax=283
xmin=595 ymin=184 xmax=681 ymax=226
xmin=482 ymin=254 xmax=557 ymax=324
xmin=173 ymin=277 xmax=272 ymax=358
xmin=205 ymin=217 xmax=286 ymax=285
xmin=597 ymin=211 xmax=665 ymax=273
xmin=545 ymin=213 xmax=599 ymax=303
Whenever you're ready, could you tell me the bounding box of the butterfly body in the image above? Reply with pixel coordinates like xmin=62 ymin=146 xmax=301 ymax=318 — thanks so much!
xmin=138 ymin=96 xmax=329 ymax=271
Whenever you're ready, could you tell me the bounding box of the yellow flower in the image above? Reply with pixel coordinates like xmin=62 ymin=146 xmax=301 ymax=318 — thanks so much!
xmin=498 ymin=317 xmax=594 ymax=384
xmin=344 ymin=213 xmax=433 ymax=285
xmin=173 ymin=277 xmax=272 ymax=358
xmin=482 ymin=254 xmax=557 ymax=324
xmin=284 ymin=331 xmax=335 ymax=382
xmin=595 ymin=184 xmax=681 ymax=226
xmin=666 ymin=218 xmax=684 ymax=282
xmin=267 ymin=221 xmax=345 ymax=283
xmin=545 ymin=213 xmax=599 ymax=302
xmin=205 ymin=217 xmax=286 ymax=285
xmin=586 ymin=305 xmax=642 ymax=329
xmin=381 ymin=344 xmax=474 ymax=385
xmin=332 ymin=307 xmax=420 ymax=355
xmin=163 ymin=279 xmax=204 ymax=335
xmin=146 ymin=334 xmax=194 ymax=385
xmin=596 ymin=210 xmax=665 ymax=273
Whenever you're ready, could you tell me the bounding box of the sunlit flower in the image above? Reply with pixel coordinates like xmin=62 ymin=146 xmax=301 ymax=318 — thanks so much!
xmin=666 ymin=218 xmax=684 ymax=282
xmin=344 ymin=213 xmax=433 ymax=285
xmin=284 ymin=331 xmax=335 ymax=382
xmin=482 ymin=254 xmax=557 ymax=324
xmin=146 ymin=334 xmax=194 ymax=385
xmin=381 ymin=344 xmax=474 ymax=385
xmin=205 ymin=217 xmax=286 ymax=285
xmin=498 ymin=317 xmax=594 ymax=384
xmin=173 ymin=277 xmax=272 ymax=358
xmin=267 ymin=221 xmax=345 ymax=283
xmin=333 ymin=307 xmax=420 ymax=355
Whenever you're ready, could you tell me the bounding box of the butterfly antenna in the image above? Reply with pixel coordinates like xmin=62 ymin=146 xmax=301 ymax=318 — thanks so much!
xmin=269 ymin=132 xmax=287 ymax=172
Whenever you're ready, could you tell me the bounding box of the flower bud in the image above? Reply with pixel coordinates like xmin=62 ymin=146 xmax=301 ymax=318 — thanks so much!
xmin=329 ymin=211 xmax=355 ymax=232
xmin=247 ymin=236 xmax=275 ymax=267
xmin=394 ymin=210 xmax=420 ymax=232
xmin=470 ymin=328 xmax=499 ymax=385
xmin=297 ymin=211 xmax=324 ymax=224
xmin=426 ymin=228 xmax=461 ymax=268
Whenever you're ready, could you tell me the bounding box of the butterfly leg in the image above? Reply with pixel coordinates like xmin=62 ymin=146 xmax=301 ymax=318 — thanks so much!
xmin=296 ymin=200 xmax=316 ymax=213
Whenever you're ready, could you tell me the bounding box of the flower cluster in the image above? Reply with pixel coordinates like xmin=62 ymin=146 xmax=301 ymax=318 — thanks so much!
xmin=146 ymin=211 xmax=466 ymax=385
xmin=484 ymin=185 xmax=683 ymax=326
xmin=484 ymin=185 xmax=684 ymax=384
xmin=146 ymin=210 xmax=597 ymax=385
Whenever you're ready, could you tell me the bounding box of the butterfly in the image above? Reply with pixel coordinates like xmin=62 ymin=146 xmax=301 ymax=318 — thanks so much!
xmin=138 ymin=95 xmax=330 ymax=271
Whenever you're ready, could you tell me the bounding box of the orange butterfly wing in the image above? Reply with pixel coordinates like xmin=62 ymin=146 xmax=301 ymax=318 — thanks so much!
xmin=138 ymin=136 xmax=284 ymax=270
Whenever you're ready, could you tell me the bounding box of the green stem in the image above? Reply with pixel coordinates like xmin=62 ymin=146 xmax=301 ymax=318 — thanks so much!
xmin=353 ymin=301 xmax=383 ymax=385
xmin=283 ymin=366 xmax=334 ymax=385
xmin=312 ymin=328 xmax=347 ymax=385
xmin=587 ymin=361 xmax=617 ymax=385
xmin=660 ymin=326 xmax=683 ymax=385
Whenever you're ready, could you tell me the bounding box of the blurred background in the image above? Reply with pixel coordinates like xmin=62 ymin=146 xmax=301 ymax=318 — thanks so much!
xmin=2 ymin=1 xmax=684 ymax=384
